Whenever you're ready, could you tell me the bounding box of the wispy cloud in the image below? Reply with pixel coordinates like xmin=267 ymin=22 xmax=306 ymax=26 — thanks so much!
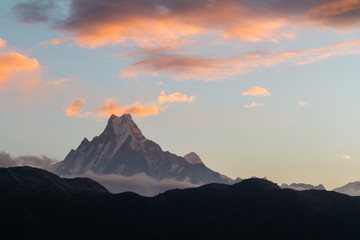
xmin=92 ymin=98 xmax=160 ymax=118
xmin=47 ymin=77 xmax=72 ymax=86
xmin=65 ymin=99 xmax=85 ymax=116
xmin=244 ymin=102 xmax=265 ymax=108
xmin=39 ymin=36 xmax=68 ymax=46
xmin=298 ymin=101 xmax=309 ymax=106
xmin=66 ymin=91 xmax=195 ymax=120
xmin=306 ymin=0 xmax=360 ymax=29
xmin=0 ymin=38 xmax=6 ymax=48
xmin=12 ymin=0 xmax=57 ymax=24
xmin=158 ymin=91 xmax=195 ymax=105
xmin=120 ymin=40 xmax=360 ymax=81
xmin=242 ymin=86 xmax=270 ymax=97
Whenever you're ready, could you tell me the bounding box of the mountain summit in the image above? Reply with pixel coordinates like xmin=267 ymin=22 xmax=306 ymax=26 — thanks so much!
xmin=55 ymin=114 xmax=231 ymax=184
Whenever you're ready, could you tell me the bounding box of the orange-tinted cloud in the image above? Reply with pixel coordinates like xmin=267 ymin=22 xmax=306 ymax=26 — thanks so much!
xmin=341 ymin=155 xmax=351 ymax=160
xmin=119 ymin=54 xmax=236 ymax=81
xmin=12 ymin=0 xmax=360 ymax=51
xmin=92 ymin=98 xmax=159 ymax=118
xmin=244 ymin=102 xmax=265 ymax=108
xmin=120 ymin=39 xmax=360 ymax=81
xmin=39 ymin=36 xmax=68 ymax=46
xmin=67 ymin=91 xmax=194 ymax=119
xmin=0 ymin=38 xmax=6 ymax=48
xmin=46 ymin=0 xmax=296 ymax=49
xmin=242 ymin=86 xmax=270 ymax=97
xmin=47 ymin=77 xmax=72 ymax=86
xmin=298 ymin=101 xmax=309 ymax=106
xmin=0 ymin=52 xmax=40 ymax=82
xmin=158 ymin=91 xmax=195 ymax=105
xmin=65 ymin=99 xmax=85 ymax=116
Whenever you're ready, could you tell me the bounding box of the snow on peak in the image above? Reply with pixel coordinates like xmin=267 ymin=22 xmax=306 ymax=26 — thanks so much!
xmin=112 ymin=114 xmax=132 ymax=137
xmin=108 ymin=114 xmax=146 ymax=143
xmin=184 ymin=152 xmax=203 ymax=165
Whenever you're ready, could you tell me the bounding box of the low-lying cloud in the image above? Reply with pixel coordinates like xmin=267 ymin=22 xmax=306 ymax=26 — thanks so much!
xmin=0 ymin=151 xmax=56 ymax=170
xmin=62 ymin=171 xmax=199 ymax=197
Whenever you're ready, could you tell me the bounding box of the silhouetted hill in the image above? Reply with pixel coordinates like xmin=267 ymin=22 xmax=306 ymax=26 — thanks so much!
xmin=1 ymin=166 xmax=360 ymax=240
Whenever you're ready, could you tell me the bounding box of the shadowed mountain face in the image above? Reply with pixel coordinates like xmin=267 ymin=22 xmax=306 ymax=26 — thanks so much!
xmin=2 ymin=166 xmax=360 ymax=240
xmin=55 ymin=114 xmax=231 ymax=184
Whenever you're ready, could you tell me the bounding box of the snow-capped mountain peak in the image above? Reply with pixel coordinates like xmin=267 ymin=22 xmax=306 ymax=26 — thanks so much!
xmin=184 ymin=152 xmax=203 ymax=165
xmin=55 ymin=114 xmax=232 ymax=185
xmin=103 ymin=114 xmax=146 ymax=143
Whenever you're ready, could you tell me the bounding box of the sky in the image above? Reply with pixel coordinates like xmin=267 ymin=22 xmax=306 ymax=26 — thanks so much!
xmin=0 ymin=0 xmax=359 ymax=189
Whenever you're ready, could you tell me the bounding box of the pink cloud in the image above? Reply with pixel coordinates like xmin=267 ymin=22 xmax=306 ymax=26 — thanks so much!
xmin=158 ymin=91 xmax=195 ymax=105
xmin=0 ymin=52 xmax=40 ymax=83
xmin=0 ymin=38 xmax=6 ymax=48
xmin=65 ymin=99 xmax=85 ymax=116
xmin=242 ymin=86 xmax=270 ymax=97
xmin=244 ymin=102 xmax=265 ymax=108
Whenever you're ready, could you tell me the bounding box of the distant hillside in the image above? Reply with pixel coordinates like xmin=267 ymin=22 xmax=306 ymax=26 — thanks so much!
xmin=333 ymin=181 xmax=360 ymax=196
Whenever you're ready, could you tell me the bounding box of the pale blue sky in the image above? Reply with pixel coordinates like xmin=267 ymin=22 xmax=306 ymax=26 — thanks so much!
xmin=1 ymin=0 xmax=359 ymax=189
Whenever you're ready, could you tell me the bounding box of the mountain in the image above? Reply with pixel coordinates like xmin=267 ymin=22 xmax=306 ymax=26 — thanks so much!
xmin=333 ymin=181 xmax=360 ymax=196
xmin=281 ymin=183 xmax=326 ymax=191
xmin=2 ymin=166 xmax=360 ymax=240
xmin=55 ymin=114 xmax=231 ymax=184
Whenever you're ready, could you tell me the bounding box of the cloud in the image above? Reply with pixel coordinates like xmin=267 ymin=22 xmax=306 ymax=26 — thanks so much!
xmin=67 ymin=91 xmax=194 ymax=120
xmin=0 ymin=52 xmax=40 ymax=83
xmin=39 ymin=36 xmax=68 ymax=46
xmin=50 ymin=0 xmax=294 ymax=49
xmin=12 ymin=0 xmax=57 ymax=23
xmin=64 ymin=171 xmax=198 ymax=196
xmin=244 ymin=102 xmax=265 ymax=108
xmin=158 ymin=91 xmax=195 ymax=105
xmin=0 ymin=151 xmax=55 ymax=170
xmin=13 ymin=0 xmax=360 ymax=51
xmin=92 ymin=98 xmax=159 ymax=118
xmin=341 ymin=155 xmax=351 ymax=160
xmin=47 ymin=77 xmax=72 ymax=86
xmin=242 ymin=86 xmax=270 ymax=97
xmin=306 ymin=0 xmax=360 ymax=29
xmin=298 ymin=101 xmax=309 ymax=106
xmin=0 ymin=38 xmax=6 ymax=48
xmin=65 ymin=99 xmax=85 ymax=116
xmin=120 ymin=39 xmax=360 ymax=81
